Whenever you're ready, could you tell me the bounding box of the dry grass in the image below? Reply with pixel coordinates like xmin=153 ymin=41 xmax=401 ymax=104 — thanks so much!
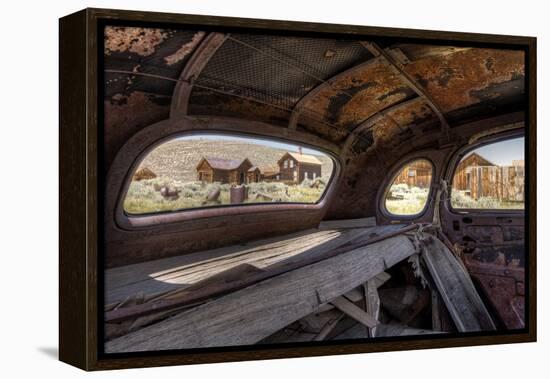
xmin=384 ymin=184 xmax=524 ymax=215
xmin=385 ymin=184 xmax=429 ymax=215
xmin=124 ymin=177 xmax=327 ymax=214
xmin=451 ymin=190 xmax=524 ymax=210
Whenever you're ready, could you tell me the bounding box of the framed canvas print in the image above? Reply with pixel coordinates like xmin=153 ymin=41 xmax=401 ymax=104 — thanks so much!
xmin=59 ymin=8 xmax=536 ymax=370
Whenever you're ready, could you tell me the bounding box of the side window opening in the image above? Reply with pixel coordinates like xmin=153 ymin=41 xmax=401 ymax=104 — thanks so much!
xmin=451 ymin=136 xmax=525 ymax=210
xmin=384 ymin=159 xmax=433 ymax=216
xmin=123 ymin=134 xmax=335 ymax=215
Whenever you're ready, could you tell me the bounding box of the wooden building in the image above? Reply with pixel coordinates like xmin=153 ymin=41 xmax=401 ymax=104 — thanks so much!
xmin=393 ymin=159 xmax=432 ymax=188
xmin=277 ymin=152 xmax=322 ymax=183
xmin=453 ymin=153 xmax=524 ymax=201
xmin=246 ymin=166 xmax=261 ymax=184
xmin=196 ymin=157 xmax=253 ymax=184
xmin=260 ymin=166 xmax=281 ymax=182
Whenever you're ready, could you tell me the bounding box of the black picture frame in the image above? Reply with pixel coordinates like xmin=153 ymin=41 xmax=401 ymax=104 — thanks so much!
xmin=59 ymin=8 xmax=536 ymax=371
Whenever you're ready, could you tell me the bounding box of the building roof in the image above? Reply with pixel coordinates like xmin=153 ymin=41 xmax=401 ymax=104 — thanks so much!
xmin=460 ymin=152 xmax=496 ymax=167
xmin=261 ymin=165 xmax=280 ymax=175
xmin=248 ymin=166 xmax=261 ymax=172
xmin=278 ymin=152 xmax=322 ymax=165
xmin=197 ymin=157 xmax=250 ymax=171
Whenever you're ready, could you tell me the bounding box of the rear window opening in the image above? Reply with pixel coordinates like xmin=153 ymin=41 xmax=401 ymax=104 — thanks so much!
xmin=384 ymin=159 xmax=433 ymax=216
xmin=123 ymin=134 xmax=335 ymax=215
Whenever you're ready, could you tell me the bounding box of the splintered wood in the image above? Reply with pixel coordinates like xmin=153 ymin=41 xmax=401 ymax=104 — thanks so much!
xmin=104 ymin=225 xmax=496 ymax=352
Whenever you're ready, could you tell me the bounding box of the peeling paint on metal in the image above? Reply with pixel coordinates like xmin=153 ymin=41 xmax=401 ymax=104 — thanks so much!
xmin=104 ymin=26 xmax=171 ymax=56
xmin=302 ymin=61 xmax=414 ymax=129
xmin=164 ymin=31 xmax=206 ymax=65
xmin=403 ymin=48 xmax=525 ymax=113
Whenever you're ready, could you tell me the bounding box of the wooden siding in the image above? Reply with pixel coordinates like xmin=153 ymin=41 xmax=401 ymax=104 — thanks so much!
xmin=455 ymin=165 xmax=525 ymax=201
xmin=278 ymin=156 xmax=322 ymax=183
xmin=197 ymin=160 xmax=252 ymax=184
xmin=393 ymin=160 xmax=432 ymax=188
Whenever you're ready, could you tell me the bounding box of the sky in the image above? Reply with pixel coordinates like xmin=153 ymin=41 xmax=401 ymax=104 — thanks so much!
xmin=176 ymin=134 xmax=325 ymax=156
xmin=465 ymin=137 xmax=524 ymax=166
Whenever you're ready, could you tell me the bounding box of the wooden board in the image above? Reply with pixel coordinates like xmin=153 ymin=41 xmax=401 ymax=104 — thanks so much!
xmin=330 ymin=296 xmax=378 ymax=328
xmin=420 ymin=235 xmax=496 ymax=332
xmin=106 ymin=228 xmax=368 ymax=304
xmin=106 ymin=235 xmax=416 ymax=352
xmin=318 ymin=217 xmax=377 ymax=230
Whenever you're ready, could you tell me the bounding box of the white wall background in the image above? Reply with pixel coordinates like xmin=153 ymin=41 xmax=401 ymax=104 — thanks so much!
xmin=0 ymin=0 xmax=547 ymax=376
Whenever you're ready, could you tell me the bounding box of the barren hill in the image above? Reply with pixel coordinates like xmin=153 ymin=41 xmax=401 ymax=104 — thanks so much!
xmin=137 ymin=139 xmax=334 ymax=183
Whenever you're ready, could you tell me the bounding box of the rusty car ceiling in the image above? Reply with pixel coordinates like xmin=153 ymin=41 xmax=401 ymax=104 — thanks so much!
xmin=103 ymin=27 xmax=525 ymax=218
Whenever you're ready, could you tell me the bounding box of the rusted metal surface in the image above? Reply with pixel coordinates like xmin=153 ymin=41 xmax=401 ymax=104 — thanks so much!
xmin=300 ymin=59 xmax=415 ymax=130
xmin=402 ymin=48 xmax=525 ymax=115
xmin=463 ymin=254 xmax=525 ymax=329
xmin=105 ymin=26 xmax=170 ymax=56
xmin=104 ymin=92 xmax=170 ymax=170
xmin=362 ymin=42 xmax=451 ymax=138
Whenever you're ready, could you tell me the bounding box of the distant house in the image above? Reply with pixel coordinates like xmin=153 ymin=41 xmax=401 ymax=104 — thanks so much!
xmin=277 ymin=152 xmax=322 ymax=183
xmin=393 ymin=159 xmax=433 ymax=188
xmin=196 ymin=157 xmax=253 ymax=184
xmin=247 ymin=166 xmax=261 ymax=184
xmin=453 ymin=152 xmax=524 ymax=202
xmin=260 ymin=166 xmax=281 ymax=182
xmin=454 ymin=152 xmax=495 ymax=192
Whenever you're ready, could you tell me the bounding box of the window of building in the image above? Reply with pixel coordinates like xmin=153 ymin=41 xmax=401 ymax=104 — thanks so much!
xmin=289 ymin=160 xmax=294 ymax=168
xmin=123 ymin=134 xmax=335 ymax=215
xmin=451 ymin=137 xmax=524 ymax=210
xmin=384 ymin=159 xmax=433 ymax=216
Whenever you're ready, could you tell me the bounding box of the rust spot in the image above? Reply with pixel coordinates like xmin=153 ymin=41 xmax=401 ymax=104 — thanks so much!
xmin=403 ymin=48 xmax=525 ymax=113
xmin=303 ymin=60 xmax=414 ymax=129
xmin=164 ymin=31 xmax=206 ymax=65
xmin=105 ymin=26 xmax=169 ymax=56
xmin=386 ymin=99 xmax=435 ymax=127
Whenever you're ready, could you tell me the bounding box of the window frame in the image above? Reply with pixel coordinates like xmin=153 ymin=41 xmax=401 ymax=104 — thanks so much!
xmin=380 ymin=157 xmax=435 ymax=219
xmin=445 ymin=131 xmax=525 ymax=214
xmin=117 ymin=130 xmax=340 ymax=226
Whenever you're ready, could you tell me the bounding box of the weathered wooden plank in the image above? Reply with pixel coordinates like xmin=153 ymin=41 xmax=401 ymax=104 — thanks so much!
xmin=106 ymin=235 xmax=416 ymax=352
xmin=106 ymin=226 xmax=413 ymax=323
xmin=330 ymin=296 xmax=378 ymax=328
xmin=316 ymin=272 xmax=390 ymax=313
xmin=420 ymin=234 xmax=496 ymax=332
xmin=365 ymin=274 xmax=386 ymax=337
xmin=107 ymin=229 xmax=334 ymax=286
xmin=318 ymin=217 xmax=377 ymax=230
xmin=106 ymin=228 xmax=356 ymax=304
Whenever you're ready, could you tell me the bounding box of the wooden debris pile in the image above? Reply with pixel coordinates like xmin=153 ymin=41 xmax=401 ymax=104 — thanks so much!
xmin=103 ymin=218 xmax=495 ymax=353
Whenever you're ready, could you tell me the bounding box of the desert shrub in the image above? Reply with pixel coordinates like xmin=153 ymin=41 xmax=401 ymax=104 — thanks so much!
xmin=124 ymin=177 xmax=326 ymax=213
